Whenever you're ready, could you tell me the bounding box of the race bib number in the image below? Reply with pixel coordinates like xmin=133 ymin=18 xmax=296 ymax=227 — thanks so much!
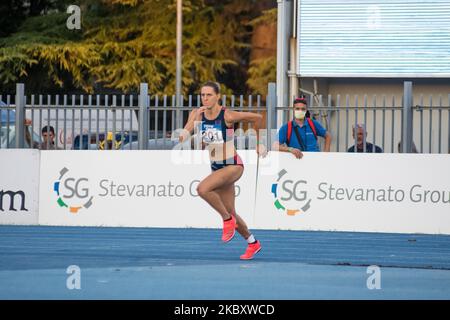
xmin=202 ymin=124 xmax=224 ymax=144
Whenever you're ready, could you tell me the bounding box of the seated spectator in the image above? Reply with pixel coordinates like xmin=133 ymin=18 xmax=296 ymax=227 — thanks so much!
xmin=347 ymin=124 xmax=382 ymax=153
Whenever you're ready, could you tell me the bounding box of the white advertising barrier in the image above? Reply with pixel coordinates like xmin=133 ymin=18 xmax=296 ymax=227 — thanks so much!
xmin=0 ymin=149 xmax=40 ymax=225
xmin=254 ymin=152 xmax=450 ymax=234
xmin=39 ymin=150 xmax=257 ymax=228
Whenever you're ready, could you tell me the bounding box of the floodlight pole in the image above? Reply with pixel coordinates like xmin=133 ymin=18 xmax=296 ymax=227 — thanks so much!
xmin=176 ymin=0 xmax=183 ymax=129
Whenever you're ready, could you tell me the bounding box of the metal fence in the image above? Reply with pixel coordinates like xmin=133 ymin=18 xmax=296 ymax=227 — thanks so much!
xmin=283 ymin=83 xmax=450 ymax=154
xmin=0 ymin=83 xmax=268 ymax=151
xmin=1 ymin=82 xmax=449 ymax=153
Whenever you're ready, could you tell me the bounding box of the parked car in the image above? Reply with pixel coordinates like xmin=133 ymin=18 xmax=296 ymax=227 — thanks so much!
xmin=121 ymin=134 xmax=257 ymax=150
xmin=71 ymin=130 xmax=174 ymax=150
xmin=72 ymin=131 xmax=139 ymax=150
xmin=121 ymin=138 xmax=178 ymax=150
xmin=1 ymin=107 xmax=41 ymax=149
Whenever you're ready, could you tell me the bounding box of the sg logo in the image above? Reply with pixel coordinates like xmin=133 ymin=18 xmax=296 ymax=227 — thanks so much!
xmin=62 ymin=177 xmax=90 ymax=199
xmin=54 ymin=167 xmax=93 ymax=214
xmin=280 ymin=180 xmax=308 ymax=202
xmin=272 ymin=169 xmax=312 ymax=216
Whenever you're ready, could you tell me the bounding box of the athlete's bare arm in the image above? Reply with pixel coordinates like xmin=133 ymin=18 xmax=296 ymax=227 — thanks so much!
xmin=224 ymin=110 xmax=261 ymax=125
xmin=179 ymin=108 xmax=204 ymax=143
xmin=224 ymin=110 xmax=267 ymax=157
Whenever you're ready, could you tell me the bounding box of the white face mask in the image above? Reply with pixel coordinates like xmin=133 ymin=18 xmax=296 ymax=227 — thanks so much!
xmin=294 ymin=110 xmax=306 ymax=120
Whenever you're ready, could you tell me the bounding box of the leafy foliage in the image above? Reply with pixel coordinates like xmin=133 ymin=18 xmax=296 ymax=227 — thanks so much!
xmin=0 ymin=0 xmax=276 ymax=95
xmin=246 ymin=8 xmax=276 ymax=95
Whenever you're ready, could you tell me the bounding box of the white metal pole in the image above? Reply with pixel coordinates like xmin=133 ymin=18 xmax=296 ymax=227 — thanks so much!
xmin=176 ymin=0 xmax=183 ymax=129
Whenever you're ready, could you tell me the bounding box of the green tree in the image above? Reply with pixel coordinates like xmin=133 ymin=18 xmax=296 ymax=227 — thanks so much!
xmin=247 ymin=8 xmax=277 ymax=95
xmin=0 ymin=0 xmax=276 ymax=95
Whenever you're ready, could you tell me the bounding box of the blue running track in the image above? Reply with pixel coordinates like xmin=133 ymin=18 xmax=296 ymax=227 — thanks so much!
xmin=1 ymin=226 xmax=450 ymax=299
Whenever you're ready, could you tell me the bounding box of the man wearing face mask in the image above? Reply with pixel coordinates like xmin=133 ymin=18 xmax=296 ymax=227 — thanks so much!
xmin=273 ymin=97 xmax=331 ymax=158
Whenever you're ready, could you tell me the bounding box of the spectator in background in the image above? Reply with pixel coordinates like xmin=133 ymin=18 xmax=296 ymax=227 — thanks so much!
xmin=40 ymin=125 xmax=61 ymax=150
xmin=347 ymin=124 xmax=383 ymax=153
xmin=24 ymin=118 xmax=40 ymax=149
xmin=273 ymin=97 xmax=331 ymax=158
xmin=397 ymin=140 xmax=419 ymax=153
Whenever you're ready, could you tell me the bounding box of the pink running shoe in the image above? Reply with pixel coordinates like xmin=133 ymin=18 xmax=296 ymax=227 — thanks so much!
xmin=222 ymin=215 xmax=236 ymax=242
xmin=240 ymin=240 xmax=262 ymax=260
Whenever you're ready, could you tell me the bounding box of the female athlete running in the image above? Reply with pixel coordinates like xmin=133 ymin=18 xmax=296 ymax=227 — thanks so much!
xmin=179 ymin=81 xmax=267 ymax=260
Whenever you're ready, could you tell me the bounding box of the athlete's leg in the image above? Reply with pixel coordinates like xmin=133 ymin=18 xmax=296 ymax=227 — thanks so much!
xmin=196 ymin=165 xmax=244 ymax=220
xmin=216 ymin=179 xmax=261 ymax=259
xmin=216 ymin=183 xmax=251 ymax=239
